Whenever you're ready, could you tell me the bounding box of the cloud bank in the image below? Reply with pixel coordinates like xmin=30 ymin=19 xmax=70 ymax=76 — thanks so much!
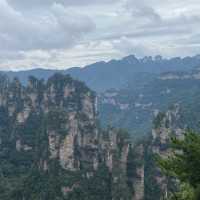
xmin=0 ymin=0 xmax=200 ymax=70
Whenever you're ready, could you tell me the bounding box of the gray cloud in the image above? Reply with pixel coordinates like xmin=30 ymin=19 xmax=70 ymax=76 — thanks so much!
xmin=0 ymin=0 xmax=200 ymax=70
xmin=7 ymin=0 xmax=118 ymax=10
xmin=0 ymin=1 xmax=95 ymax=51
xmin=126 ymin=0 xmax=161 ymax=23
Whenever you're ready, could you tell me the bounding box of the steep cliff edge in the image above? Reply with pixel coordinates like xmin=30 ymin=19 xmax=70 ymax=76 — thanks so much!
xmin=0 ymin=74 xmax=138 ymax=200
xmin=144 ymin=104 xmax=185 ymax=200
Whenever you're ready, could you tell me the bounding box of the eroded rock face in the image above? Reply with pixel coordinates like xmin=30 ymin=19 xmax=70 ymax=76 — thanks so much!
xmin=150 ymin=104 xmax=185 ymax=198
xmin=48 ymin=131 xmax=60 ymax=159
xmin=152 ymin=104 xmax=184 ymax=155
xmin=17 ymin=109 xmax=31 ymax=123
xmin=59 ymin=131 xmax=76 ymax=170
xmin=100 ymin=128 xmax=130 ymax=172
xmin=133 ymin=144 xmax=144 ymax=200
xmin=0 ymin=74 xmax=98 ymax=169
xmin=0 ymin=74 xmax=137 ymax=200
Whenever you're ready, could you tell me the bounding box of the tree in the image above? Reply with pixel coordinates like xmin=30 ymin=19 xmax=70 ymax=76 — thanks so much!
xmin=157 ymin=131 xmax=200 ymax=200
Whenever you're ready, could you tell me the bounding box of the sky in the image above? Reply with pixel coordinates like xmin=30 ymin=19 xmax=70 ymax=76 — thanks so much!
xmin=0 ymin=0 xmax=200 ymax=70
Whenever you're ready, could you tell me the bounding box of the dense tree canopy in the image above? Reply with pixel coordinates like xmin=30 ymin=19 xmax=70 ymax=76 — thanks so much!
xmin=158 ymin=131 xmax=200 ymax=200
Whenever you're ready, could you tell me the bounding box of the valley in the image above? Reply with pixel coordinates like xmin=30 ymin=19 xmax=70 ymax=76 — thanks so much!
xmin=1 ymin=55 xmax=200 ymax=199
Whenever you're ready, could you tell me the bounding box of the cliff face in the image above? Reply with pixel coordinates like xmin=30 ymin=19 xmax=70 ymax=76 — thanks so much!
xmin=2 ymin=73 xmax=184 ymax=200
xmin=132 ymin=144 xmax=144 ymax=200
xmin=0 ymin=74 xmax=98 ymax=171
xmin=0 ymin=74 xmax=137 ymax=200
xmin=152 ymin=104 xmax=184 ymax=155
xmin=144 ymin=104 xmax=185 ymax=200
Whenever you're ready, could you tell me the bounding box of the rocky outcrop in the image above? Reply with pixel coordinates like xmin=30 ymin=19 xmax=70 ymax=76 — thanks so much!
xmin=152 ymin=104 xmax=184 ymax=156
xmin=0 ymin=74 xmax=137 ymax=200
xmin=1 ymin=73 xmax=192 ymax=200
xmin=0 ymin=74 xmax=100 ymax=170
xmin=159 ymin=70 xmax=200 ymax=80
xmin=150 ymin=104 xmax=185 ymax=199
xmin=132 ymin=144 xmax=144 ymax=200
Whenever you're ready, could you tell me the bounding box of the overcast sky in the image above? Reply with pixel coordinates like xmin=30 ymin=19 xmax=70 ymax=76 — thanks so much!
xmin=0 ymin=0 xmax=200 ymax=70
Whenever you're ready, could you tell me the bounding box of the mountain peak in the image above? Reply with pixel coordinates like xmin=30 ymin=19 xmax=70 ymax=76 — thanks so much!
xmin=122 ymin=54 xmax=138 ymax=64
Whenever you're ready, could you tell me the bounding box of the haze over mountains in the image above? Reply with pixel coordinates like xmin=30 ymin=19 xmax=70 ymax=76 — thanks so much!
xmin=2 ymin=54 xmax=200 ymax=91
xmin=1 ymin=54 xmax=200 ymax=137
xmin=1 ymin=52 xmax=200 ymax=200
xmin=2 ymin=0 xmax=200 ymax=199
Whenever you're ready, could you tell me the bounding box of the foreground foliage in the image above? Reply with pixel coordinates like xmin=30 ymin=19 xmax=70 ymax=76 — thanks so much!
xmin=158 ymin=131 xmax=200 ymax=200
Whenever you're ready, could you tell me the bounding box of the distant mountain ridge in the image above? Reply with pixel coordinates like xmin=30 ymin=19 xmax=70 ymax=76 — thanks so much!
xmin=2 ymin=54 xmax=200 ymax=91
xmin=99 ymin=67 xmax=200 ymax=136
xmin=0 ymin=73 xmax=139 ymax=199
xmin=2 ymin=54 xmax=200 ymax=138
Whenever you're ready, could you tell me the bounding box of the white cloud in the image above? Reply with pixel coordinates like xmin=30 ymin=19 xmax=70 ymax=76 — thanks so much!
xmin=125 ymin=0 xmax=161 ymax=23
xmin=0 ymin=0 xmax=200 ymax=70
xmin=0 ymin=1 xmax=95 ymax=51
xmin=7 ymin=0 xmax=118 ymax=9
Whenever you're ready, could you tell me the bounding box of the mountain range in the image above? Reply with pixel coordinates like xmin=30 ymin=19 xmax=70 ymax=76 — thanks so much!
xmin=3 ymin=54 xmax=200 ymax=91
xmin=1 ymin=55 xmax=200 ymax=199
xmin=2 ymin=54 xmax=200 ymax=137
